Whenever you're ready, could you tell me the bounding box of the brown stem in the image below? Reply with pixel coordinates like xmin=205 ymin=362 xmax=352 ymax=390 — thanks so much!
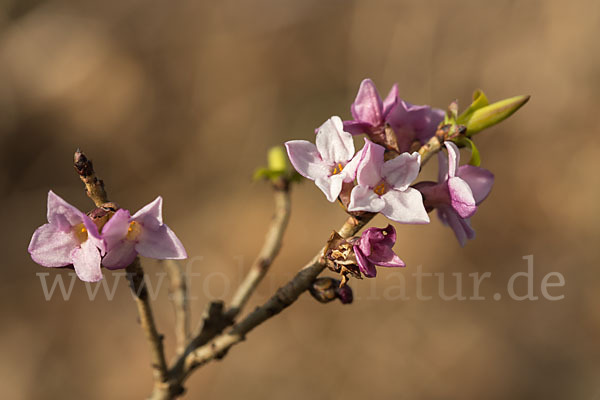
xmin=149 ymin=212 xmax=374 ymax=399
xmin=147 ymin=137 xmax=446 ymax=399
xmin=163 ymin=260 xmax=189 ymax=356
xmin=126 ymin=258 xmax=169 ymax=385
xmin=73 ymin=149 xmax=109 ymax=207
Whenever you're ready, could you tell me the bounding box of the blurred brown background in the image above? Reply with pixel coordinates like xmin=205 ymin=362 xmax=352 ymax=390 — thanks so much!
xmin=1 ymin=0 xmax=599 ymax=399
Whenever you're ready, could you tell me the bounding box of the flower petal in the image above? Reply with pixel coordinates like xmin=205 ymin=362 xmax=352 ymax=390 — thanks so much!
xmin=136 ymin=224 xmax=187 ymax=260
xmin=101 ymin=209 xmax=131 ymax=252
xmin=285 ymin=140 xmax=329 ymax=180
xmin=356 ymin=139 xmax=385 ymax=187
xmin=448 ymin=177 xmax=476 ymax=218
xmin=340 ymin=143 xmax=367 ymax=183
xmin=47 ymin=190 xmax=84 ymax=228
xmin=368 ymin=244 xmax=405 ymax=268
xmin=358 ymin=225 xmax=396 ymax=256
xmin=101 ymin=240 xmax=137 ymax=269
xmin=71 ymin=239 xmax=102 ymax=282
xmin=351 ymin=79 xmax=383 ymax=127
xmin=437 ymin=149 xmax=449 ymax=183
xmin=342 ymin=120 xmax=374 ymax=136
xmin=438 ymin=207 xmax=475 ymax=246
xmin=444 ymin=142 xmax=460 ymax=178
xmin=354 ymin=246 xmax=377 ymax=278
xmin=315 ymin=174 xmax=345 ymax=202
xmin=457 ymin=165 xmax=494 ymax=205
xmin=28 ymin=223 xmax=78 ymax=267
xmin=380 ymin=188 xmax=430 ymax=224
xmin=348 ymin=185 xmax=385 ymax=213
xmin=382 ymin=83 xmax=399 ymax=118
xmin=381 ymin=152 xmax=421 ymax=191
xmin=83 ymin=215 xmax=105 ymax=255
xmin=132 ymin=196 xmax=163 ymax=231
xmin=315 ymin=116 xmax=355 ymax=163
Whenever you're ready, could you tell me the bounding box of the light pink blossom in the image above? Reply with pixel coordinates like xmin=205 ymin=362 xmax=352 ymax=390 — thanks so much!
xmin=28 ymin=191 xmax=105 ymax=282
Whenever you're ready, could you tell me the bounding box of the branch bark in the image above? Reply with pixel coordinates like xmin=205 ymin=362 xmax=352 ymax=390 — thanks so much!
xmin=163 ymin=260 xmax=189 ymax=356
xmin=148 ymin=212 xmax=374 ymax=399
xmin=147 ymin=134 xmax=448 ymax=399
xmin=126 ymin=258 xmax=169 ymax=386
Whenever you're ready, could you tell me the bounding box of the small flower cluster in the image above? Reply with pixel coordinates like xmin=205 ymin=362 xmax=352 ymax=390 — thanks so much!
xmin=28 ymin=191 xmax=187 ymax=282
xmin=286 ymin=78 xmax=498 ymax=278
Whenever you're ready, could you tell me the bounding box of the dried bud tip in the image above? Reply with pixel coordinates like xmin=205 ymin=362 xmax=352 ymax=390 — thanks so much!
xmin=73 ymin=150 xmax=93 ymax=177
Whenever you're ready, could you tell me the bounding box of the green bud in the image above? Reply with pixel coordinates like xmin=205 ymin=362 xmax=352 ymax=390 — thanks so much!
xmin=267 ymin=146 xmax=287 ymax=172
xmin=461 ymin=94 xmax=530 ymax=136
xmin=457 ymin=89 xmax=489 ymax=125
xmin=253 ymin=145 xmax=302 ymax=184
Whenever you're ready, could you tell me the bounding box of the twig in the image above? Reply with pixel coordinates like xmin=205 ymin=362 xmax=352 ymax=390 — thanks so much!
xmin=418 ymin=134 xmax=442 ymax=166
xmin=225 ymin=184 xmax=291 ymax=321
xmin=183 ymin=212 xmax=373 ymax=370
xmin=147 ymin=137 xmax=447 ymax=399
xmin=73 ymin=149 xmax=169 ymax=388
xmin=148 ymin=212 xmax=374 ymax=399
xmin=163 ymin=260 xmax=189 ymax=356
xmin=126 ymin=258 xmax=169 ymax=385
xmin=73 ymin=149 xmax=109 ymax=207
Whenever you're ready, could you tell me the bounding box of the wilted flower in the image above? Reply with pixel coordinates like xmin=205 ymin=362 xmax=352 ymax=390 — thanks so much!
xmin=414 ymin=142 xmax=494 ymax=245
xmin=353 ymin=225 xmax=404 ymax=278
xmin=101 ymin=196 xmax=187 ymax=269
xmin=343 ymin=79 xmax=444 ymax=153
xmin=309 ymin=277 xmax=353 ymax=304
xmin=348 ymin=139 xmax=429 ymax=224
xmin=285 ymin=116 xmax=362 ymax=202
xmin=28 ymin=191 xmax=105 ymax=282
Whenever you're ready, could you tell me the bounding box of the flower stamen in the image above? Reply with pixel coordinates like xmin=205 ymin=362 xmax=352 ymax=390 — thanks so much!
xmin=331 ymin=163 xmax=344 ymax=175
xmin=72 ymin=223 xmax=88 ymax=244
xmin=373 ymin=181 xmax=387 ymax=196
xmin=126 ymin=221 xmax=142 ymax=241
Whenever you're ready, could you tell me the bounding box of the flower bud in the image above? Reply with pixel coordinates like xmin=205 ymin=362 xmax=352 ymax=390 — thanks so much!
xmin=267 ymin=146 xmax=287 ymax=173
xmin=460 ymin=94 xmax=530 ymax=136
xmin=253 ymin=145 xmax=301 ymax=184
xmin=309 ymin=277 xmax=353 ymax=304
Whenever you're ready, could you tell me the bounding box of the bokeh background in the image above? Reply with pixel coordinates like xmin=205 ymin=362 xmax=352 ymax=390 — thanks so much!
xmin=1 ymin=0 xmax=598 ymax=399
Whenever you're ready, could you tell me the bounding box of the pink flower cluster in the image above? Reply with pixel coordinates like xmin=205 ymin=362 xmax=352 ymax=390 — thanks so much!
xmin=285 ymin=78 xmax=495 ymax=276
xmin=28 ymin=191 xmax=187 ymax=282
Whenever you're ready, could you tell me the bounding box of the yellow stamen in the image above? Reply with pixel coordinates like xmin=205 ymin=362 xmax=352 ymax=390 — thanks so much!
xmin=126 ymin=221 xmax=142 ymax=241
xmin=373 ymin=182 xmax=386 ymax=196
xmin=331 ymin=163 xmax=344 ymax=175
xmin=72 ymin=223 xmax=88 ymax=244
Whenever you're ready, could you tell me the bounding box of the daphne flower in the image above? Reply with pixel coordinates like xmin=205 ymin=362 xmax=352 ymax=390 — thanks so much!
xmin=348 ymin=139 xmax=429 ymax=224
xmin=414 ymin=142 xmax=494 ymax=246
xmin=344 ymin=79 xmax=444 ymax=153
xmin=343 ymin=79 xmax=398 ymax=140
xmin=28 ymin=191 xmax=105 ymax=282
xmin=285 ymin=116 xmax=362 ymax=202
xmin=353 ymin=225 xmax=405 ymax=277
xmin=101 ymin=197 xmax=187 ymax=269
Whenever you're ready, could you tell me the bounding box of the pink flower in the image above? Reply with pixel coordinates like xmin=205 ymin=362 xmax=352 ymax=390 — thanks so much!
xmin=347 ymin=139 xmax=429 ymax=224
xmin=353 ymin=225 xmax=405 ymax=278
xmin=285 ymin=116 xmax=362 ymax=202
xmin=101 ymin=197 xmax=187 ymax=269
xmin=343 ymin=79 xmax=444 ymax=153
xmin=414 ymin=142 xmax=494 ymax=246
xmin=28 ymin=191 xmax=105 ymax=282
